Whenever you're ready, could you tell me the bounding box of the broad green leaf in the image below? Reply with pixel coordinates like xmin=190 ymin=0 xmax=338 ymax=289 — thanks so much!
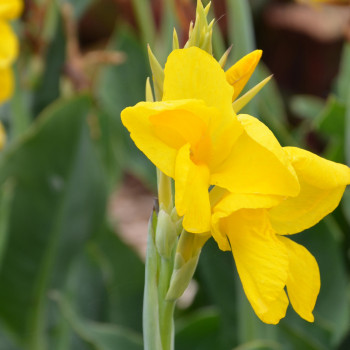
xmin=92 ymin=223 xmax=145 ymax=333
xmin=52 ymin=245 xmax=110 ymax=350
xmin=33 ymin=17 xmax=66 ymax=116
xmin=56 ymin=293 xmax=143 ymax=350
xmin=0 ymin=95 xmax=107 ymax=349
xmin=175 ymin=308 xmax=221 ymax=350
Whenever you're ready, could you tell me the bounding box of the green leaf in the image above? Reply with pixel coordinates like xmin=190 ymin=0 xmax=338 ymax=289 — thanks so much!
xmin=197 ymin=239 xmax=238 ymax=348
xmin=226 ymin=0 xmax=257 ymax=116
xmin=92 ymin=223 xmax=145 ymax=333
xmin=0 ymin=95 xmax=107 ymax=349
xmin=33 ymin=17 xmax=66 ymax=116
xmin=316 ymin=96 xmax=346 ymax=162
xmin=55 ymin=293 xmax=143 ymax=350
xmin=175 ymin=308 xmax=221 ymax=350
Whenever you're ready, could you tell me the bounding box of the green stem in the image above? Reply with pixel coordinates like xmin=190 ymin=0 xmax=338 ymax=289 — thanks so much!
xmin=157 ymin=170 xmax=173 ymax=213
xmin=158 ymin=256 xmax=175 ymax=350
xmin=143 ymin=213 xmax=163 ymax=350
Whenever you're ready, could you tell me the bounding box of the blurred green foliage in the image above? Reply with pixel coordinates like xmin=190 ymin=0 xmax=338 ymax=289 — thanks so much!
xmin=0 ymin=0 xmax=349 ymax=349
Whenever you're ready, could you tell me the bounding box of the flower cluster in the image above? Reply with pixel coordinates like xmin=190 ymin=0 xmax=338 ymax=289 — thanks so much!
xmin=0 ymin=0 xmax=23 ymax=104
xmin=121 ymin=3 xmax=350 ymax=325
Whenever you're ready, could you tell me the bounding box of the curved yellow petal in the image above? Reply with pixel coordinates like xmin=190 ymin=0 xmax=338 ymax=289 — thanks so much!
xmin=269 ymin=147 xmax=350 ymax=234
xmin=163 ymin=47 xmax=234 ymax=117
xmin=211 ymin=115 xmax=300 ymax=197
xmin=0 ymin=21 xmax=18 ymax=68
xmin=121 ymin=99 xmax=213 ymax=178
xmin=285 ymin=147 xmax=350 ymax=189
xmin=0 ymin=67 xmax=13 ymax=103
xmin=175 ymin=143 xmax=211 ymax=233
xmin=226 ymin=50 xmax=262 ymax=101
xmin=222 ymin=209 xmax=289 ymax=318
xmin=279 ymin=236 xmax=320 ymax=322
xmin=0 ymin=0 xmax=23 ymax=20
xmin=256 ymin=290 xmax=289 ymax=325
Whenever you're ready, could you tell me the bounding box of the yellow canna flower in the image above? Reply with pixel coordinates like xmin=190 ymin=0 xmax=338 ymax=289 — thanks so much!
xmin=211 ymin=147 xmax=350 ymax=324
xmin=0 ymin=0 xmax=23 ymax=20
xmin=0 ymin=67 xmax=14 ymax=103
xmin=0 ymin=20 xmax=18 ymax=68
xmin=121 ymin=47 xmax=300 ymax=233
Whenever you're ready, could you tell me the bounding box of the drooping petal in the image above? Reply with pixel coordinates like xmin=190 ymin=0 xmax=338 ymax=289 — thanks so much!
xmin=121 ymin=99 xmax=214 ymax=178
xmin=279 ymin=236 xmax=320 ymax=322
xmin=0 ymin=67 xmax=13 ymax=103
xmin=256 ymin=290 xmax=289 ymax=325
xmin=0 ymin=0 xmax=23 ymax=20
xmin=269 ymin=147 xmax=350 ymax=234
xmin=162 ymin=47 xmax=235 ymax=124
xmin=225 ymin=50 xmax=262 ymax=101
xmin=211 ymin=115 xmax=300 ymax=197
xmin=175 ymin=143 xmax=211 ymax=233
xmin=0 ymin=21 xmax=18 ymax=68
xmin=221 ymin=209 xmax=289 ymax=321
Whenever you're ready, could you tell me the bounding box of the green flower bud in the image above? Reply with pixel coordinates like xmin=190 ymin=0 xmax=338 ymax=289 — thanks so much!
xmin=155 ymin=209 xmax=178 ymax=259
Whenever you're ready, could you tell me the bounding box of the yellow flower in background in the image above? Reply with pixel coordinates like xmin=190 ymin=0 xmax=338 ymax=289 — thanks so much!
xmin=0 ymin=0 xmax=23 ymax=20
xmin=212 ymin=148 xmax=350 ymax=324
xmin=122 ymin=47 xmax=299 ymax=233
xmin=0 ymin=20 xmax=19 ymax=68
xmin=0 ymin=67 xmax=14 ymax=103
xmin=0 ymin=0 xmax=22 ymax=104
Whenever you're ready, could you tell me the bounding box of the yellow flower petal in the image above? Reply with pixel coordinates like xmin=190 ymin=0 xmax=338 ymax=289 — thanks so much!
xmin=163 ymin=47 xmax=234 ymax=118
xmin=257 ymin=290 xmax=289 ymax=325
xmin=0 ymin=0 xmax=23 ymax=20
xmin=0 ymin=20 xmax=18 ymax=68
xmin=222 ymin=209 xmax=289 ymax=319
xmin=279 ymin=236 xmax=320 ymax=322
xmin=226 ymin=50 xmax=262 ymax=101
xmin=175 ymin=143 xmax=211 ymax=233
xmin=269 ymin=147 xmax=350 ymax=234
xmin=211 ymin=192 xmax=281 ymax=252
xmin=0 ymin=67 xmax=13 ymax=103
xmin=121 ymin=99 xmax=214 ymax=178
xmin=211 ymin=115 xmax=300 ymax=197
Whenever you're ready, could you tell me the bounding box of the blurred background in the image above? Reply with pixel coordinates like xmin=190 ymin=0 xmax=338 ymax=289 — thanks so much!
xmin=0 ymin=0 xmax=350 ymax=349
